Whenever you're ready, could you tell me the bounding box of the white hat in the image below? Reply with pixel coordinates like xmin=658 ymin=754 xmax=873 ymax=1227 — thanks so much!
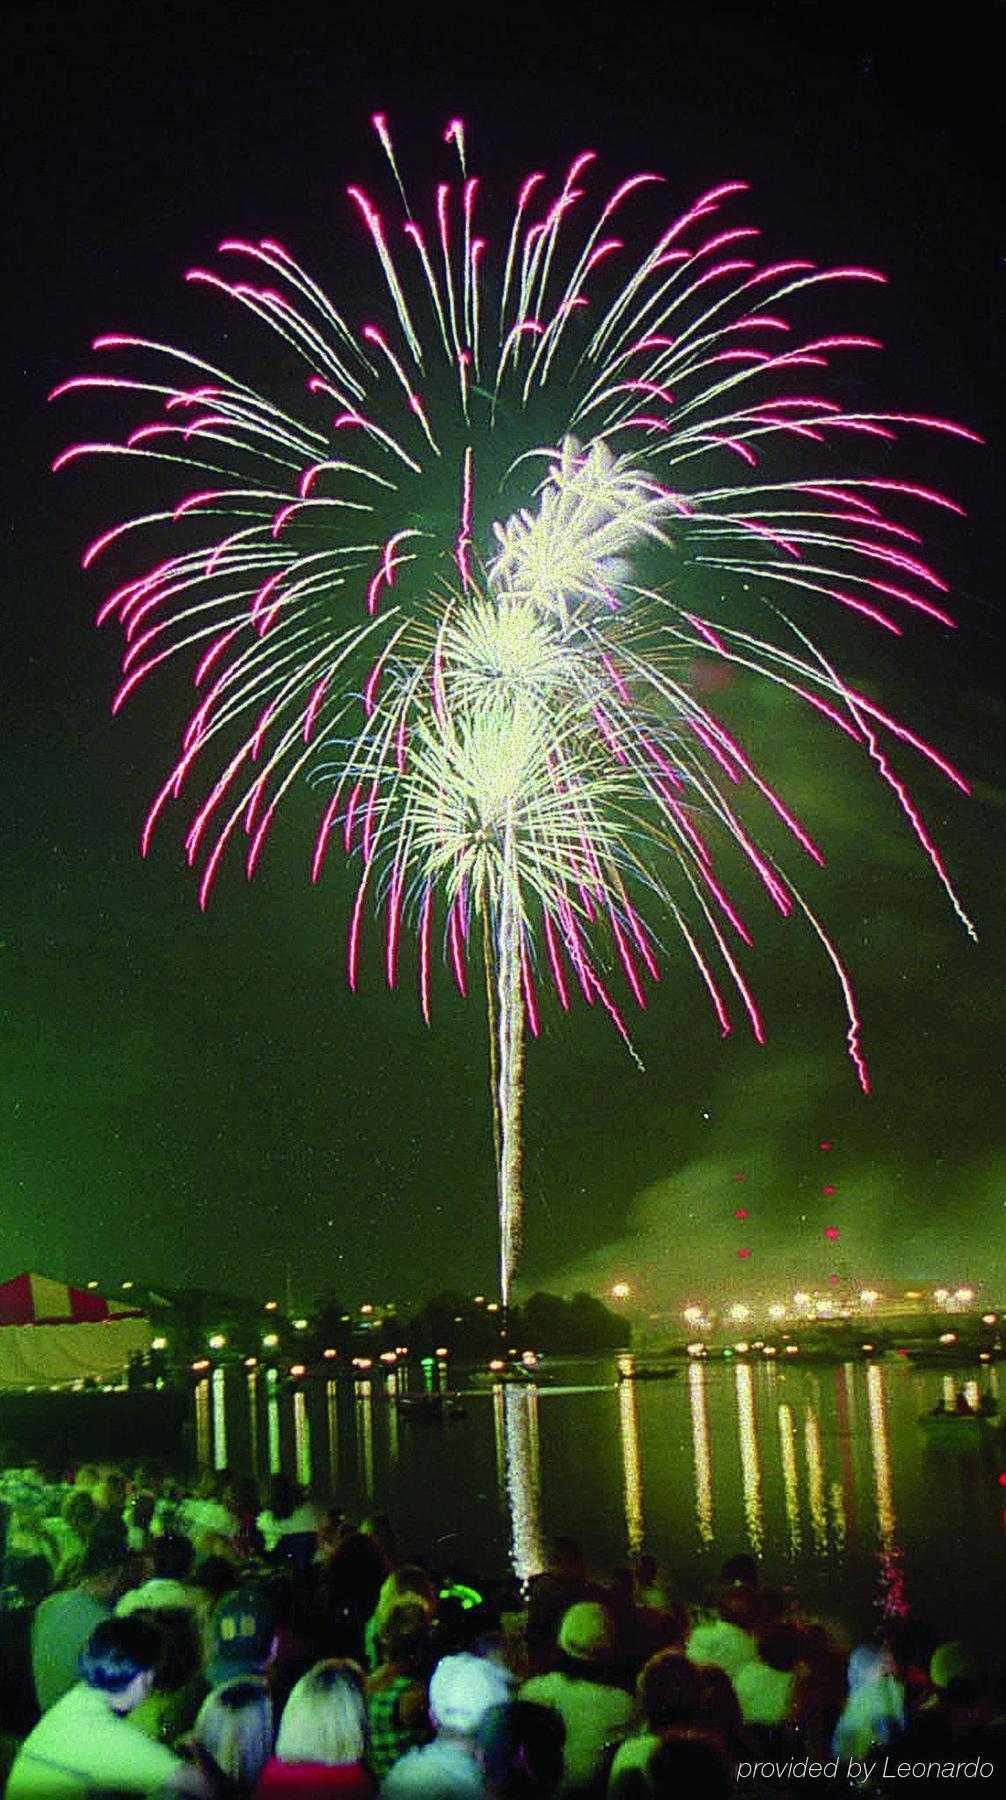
xmin=429 ymin=1653 xmax=513 ymax=1732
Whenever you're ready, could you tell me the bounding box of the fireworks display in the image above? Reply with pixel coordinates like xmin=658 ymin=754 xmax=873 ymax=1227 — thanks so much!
xmin=53 ymin=118 xmax=978 ymax=1301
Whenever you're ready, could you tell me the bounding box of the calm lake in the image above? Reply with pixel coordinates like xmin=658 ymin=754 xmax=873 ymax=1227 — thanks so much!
xmin=193 ymin=1355 xmax=1005 ymax=1656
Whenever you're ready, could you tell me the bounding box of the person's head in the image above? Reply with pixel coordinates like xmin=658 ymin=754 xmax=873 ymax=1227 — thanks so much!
xmin=93 ymin=1471 xmax=129 ymax=1514
xmin=648 ymin=1732 xmax=734 ymax=1800
xmin=193 ymin=1553 xmax=240 ymax=1602
xmin=695 ymin=1664 xmax=745 ymax=1756
xmin=556 ymin=1601 xmax=615 ymax=1672
xmin=638 ymin=1649 xmax=703 ymax=1732
xmin=375 ymin=1563 xmax=437 ymax=1627
xmin=62 ymin=1489 xmax=98 ymax=1539
xmin=275 ymin=1659 xmax=366 ymax=1767
xmin=757 ymin=1623 xmax=803 ymax=1674
xmin=79 ymin=1616 xmax=163 ymax=1714
xmin=152 ymin=1533 xmax=195 ymax=1582
xmin=429 ymin=1652 xmax=514 ymax=1742
xmin=129 ymin=1491 xmax=156 ymax=1534
xmin=382 ymin=1599 xmax=433 ymax=1673
xmin=797 ymin=1622 xmax=833 ymax=1670
xmin=193 ymin=1677 xmax=274 ymax=1785
xmin=847 ymin=1644 xmax=893 ymax=1690
xmin=132 ymin=1460 xmax=165 ymax=1496
xmin=80 ymin=1527 xmax=136 ymax=1601
xmin=656 ymin=1601 xmax=691 ymax=1651
xmin=608 ymin=1567 xmax=634 ymax=1605
xmin=716 ymin=1583 xmax=761 ymax=1632
xmin=479 ymin=1700 xmax=565 ymax=1797
xmin=720 ymin=1553 xmax=758 ymax=1588
xmin=317 ymin=1505 xmax=348 ymax=1556
xmin=360 ymin=1512 xmax=398 ymax=1566
xmin=756 ymin=1587 xmax=786 ymax=1628
xmin=208 ymin=1587 xmax=277 ymax=1685
xmin=547 ymin=1537 xmax=585 ymax=1584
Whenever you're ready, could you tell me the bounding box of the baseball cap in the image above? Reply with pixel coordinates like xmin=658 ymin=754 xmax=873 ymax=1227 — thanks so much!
xmin=208 ymin=1588 xmax=276 ymax=1684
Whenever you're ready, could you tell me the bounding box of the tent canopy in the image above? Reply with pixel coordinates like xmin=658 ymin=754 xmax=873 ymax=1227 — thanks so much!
xmin=0 ymin=1273 xmax=151 ymax=1389
xmin=0 ymin=1272 xmax=146 ymax=1327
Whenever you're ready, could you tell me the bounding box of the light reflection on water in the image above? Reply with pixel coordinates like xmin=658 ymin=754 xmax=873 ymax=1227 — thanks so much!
xmin=212 ymin=1367 xmax=227 ymax=1471
xmin=866 ymin=1360 xmax=906 ymax=1618
xmin=195 ymin=1356 xmax=1003 ymax=1649
xmin=247 ymin=1368 xmax=259 ymax=1475
xmin=866 ymin=1363 xmax=897 ymax=1550
xmin=829 ymin=1480 xmax=847 ymax=1551
xmin=803 ymin=1402 xmax=828 ymax=1553
xmin=355 ymin=1380 xmax=374 ymax=1501
xmin=501 ymin=1383 xmax=545 ymax=1581
xmin=831 ymin=1366 xmax=854 ymax=1554
xmin=734 ymin=1362 xmax=764 ymax=1557
xmin=266 ymin=1367 xmax=280 ymax=1474
xmin=492 ymin=1383 xmax=507 ymax=1505
xmin=777 ymin=1401 xmax=801 ymax=1554
xmin=688 ymin=1360 xmax=714 ymax=1544
xmin=385 ymin=1374 xmax=399 ymax=1468
xmin=194 ymin=1376 xmax=210 ymax=1469
xmin=293 ymin=1388 xmax=311 ymax=1490
xmin=325 ymin=1379 xmax=339 ymax=1493
xmin=617 ymin=1357 xmax=645 ymax=1555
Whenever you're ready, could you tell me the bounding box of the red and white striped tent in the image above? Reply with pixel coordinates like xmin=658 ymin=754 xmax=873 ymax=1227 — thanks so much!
xmin=0 ymin=1272 xmax=151 ymax=1388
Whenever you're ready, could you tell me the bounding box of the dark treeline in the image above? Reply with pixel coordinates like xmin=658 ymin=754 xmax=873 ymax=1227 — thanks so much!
xmin=138 ymin=1286 xmax=629 ymax=1367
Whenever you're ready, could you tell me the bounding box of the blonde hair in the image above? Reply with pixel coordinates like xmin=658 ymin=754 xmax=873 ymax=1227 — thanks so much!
xmin=194 ymin=1677 xmax=274 ymax=1784
xmin=376 ymin=1566 xmax=436 ymax=1622
xmin=276 ymin=1660 xmax=367 ymax=1766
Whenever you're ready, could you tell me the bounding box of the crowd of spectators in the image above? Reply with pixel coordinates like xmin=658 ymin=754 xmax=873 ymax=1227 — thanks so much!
xmin=0 ymin=1457 xmax=1001 ymax=1796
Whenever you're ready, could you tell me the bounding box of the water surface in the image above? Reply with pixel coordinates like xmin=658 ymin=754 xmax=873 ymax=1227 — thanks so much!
xmin=195 ymin=1356 xmax=1005 ymax=1655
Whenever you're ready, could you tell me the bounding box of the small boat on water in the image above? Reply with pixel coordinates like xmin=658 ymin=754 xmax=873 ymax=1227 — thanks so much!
xmin=909 ymin=1354 xmax=991 ymax=1370
xmin=395 ymin=1391 xmax=466 ymax=1422
xmin=618 ymin=1366 xmax=678 ymax=1382
xmin=918 ymin=1408 xmax=998 ymax=1451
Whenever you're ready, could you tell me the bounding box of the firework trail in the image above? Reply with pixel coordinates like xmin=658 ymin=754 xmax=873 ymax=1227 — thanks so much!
xmin=53 ymin=118 xmax=978 ymax=1303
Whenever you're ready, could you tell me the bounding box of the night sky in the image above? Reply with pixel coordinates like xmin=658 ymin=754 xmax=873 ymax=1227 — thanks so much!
xmin=5 ymin=0 xmax=1004 ymax=1311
